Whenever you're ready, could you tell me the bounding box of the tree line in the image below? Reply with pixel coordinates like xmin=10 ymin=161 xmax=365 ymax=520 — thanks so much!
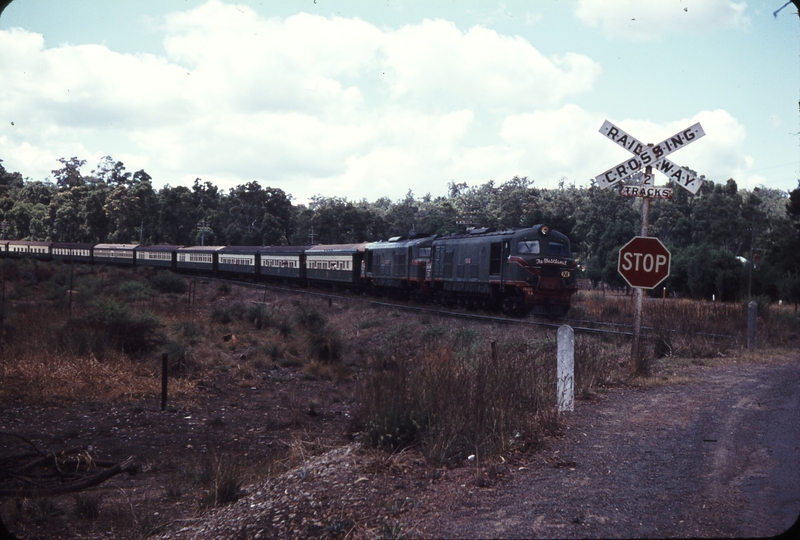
xmin=1 ymin=156 xmax=798 ymax=305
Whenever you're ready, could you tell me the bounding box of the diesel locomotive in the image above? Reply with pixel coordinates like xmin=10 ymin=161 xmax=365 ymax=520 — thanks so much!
xmin=0 ymin=224 xmax=578 ymax=316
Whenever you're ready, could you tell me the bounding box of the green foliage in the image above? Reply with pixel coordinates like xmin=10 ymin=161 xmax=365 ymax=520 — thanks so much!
xmin=293 ymin=306 xmax=326 ymax=331
xmin=244 ymin=303 xmax=271 ymax=326
xmin=149 ymin=272 xmax=188 ymax=294
xmin=116 ymin=279 xmax=155 ymax=301
xmin=276 ymin=316 xmax=294 ymax=339
xmin=420 ymin=324 xmax=447 ymax=343
xmin=306 ymin=323 xmax=343 ymax=362
xmin=0 ymin=158 xmax=797 ymax=304
xmin=88 ymin=298 xmax=162 ymax=353
xmin=210 ymin=303 xmax=245 ymax=324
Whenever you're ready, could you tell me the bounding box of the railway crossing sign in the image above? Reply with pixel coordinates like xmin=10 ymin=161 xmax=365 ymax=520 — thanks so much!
xmin=595 ymin=120 xmax=705 ymax=194
xmin=617 ymin=236 xmax=671 ymax=289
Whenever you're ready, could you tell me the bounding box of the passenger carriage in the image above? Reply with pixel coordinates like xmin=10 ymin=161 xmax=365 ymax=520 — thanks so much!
xmin=93 ymin=244 xmax=138 ymax=266
xmin=259 ymin=245 xmax=307 ymax=280
xmin=218 ymin=246 xmax=259 ymax=275
xmin=305 ymin=243 xmax=367 ymax=285
xmin=51 ymin=243 xmax=93 ymax=263
xmin=176 ymin=245 xmax=224 ymax=273
xmin=7 ymin=241 xmax=52 ymax=260
xmin=136 ymin=245 xmax=181 ymax=269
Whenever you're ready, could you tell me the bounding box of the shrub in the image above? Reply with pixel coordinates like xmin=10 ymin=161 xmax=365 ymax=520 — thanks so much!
xmin=88 ymin=298 xmax=162 ymax=353
xmin=117 ymin=280 xmax=155 ymax=301
xmin=245 ymin=303 xmax=271 ymax=327
xmin=420 ymin=324 xmax=447 ymax=343
xmin=150 ymin=272 xmax=188 ymax=294
xmin=293 ymin=307 xmax=325 ymax=331
xmin=359 ymin=333 xmax=558 ymax=464
xmin=174 ymin=321 xmax=200 ymax=339
xmin=276 ymin=317 xmax=294 ymax=339
xmin=211 ymin=304 xmax=245 ymax=324
xmin=306 ymin=324 xmax=343 ymax=362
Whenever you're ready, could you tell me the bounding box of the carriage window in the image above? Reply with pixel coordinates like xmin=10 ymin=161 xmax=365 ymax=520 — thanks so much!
xmin=417 ymin=248 xmax=431 ymax=258
xmin=548 ymin=242 xmax=569 ymax=256
xmin=517 ymin=241 xmax=540 ymax=254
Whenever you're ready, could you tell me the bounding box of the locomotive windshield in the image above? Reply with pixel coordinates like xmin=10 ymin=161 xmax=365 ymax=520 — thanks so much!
xmin=548 ymin=241 xmax=569 ymax=256
xmin=517 ymin=241 xmax=540 ymax=254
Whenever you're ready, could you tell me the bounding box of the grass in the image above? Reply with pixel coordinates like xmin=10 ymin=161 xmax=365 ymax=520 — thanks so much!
xmin=2 ymin=262 xmax=798 ymax=539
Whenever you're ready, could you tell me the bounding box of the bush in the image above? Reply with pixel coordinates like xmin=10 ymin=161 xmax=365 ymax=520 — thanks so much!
xmin=306 ymin=324 xmax=343 ymax=362
xmin=88 ymin=298 xmax=162 ymax=353
xmin=276 ymin=317 xmax=294 ymax=339
xmin=117 ymin=280 xmax=155 ymax=301
xmin=211 ymin=304 xmax=245 ymax=324
xmin=293 ymin=307 xmax=326 ymax=331
xmin=359 ymin=333 xmax=557 ymax=464
xmin=150 ymin=272 xmax=188 ymax=294
xmin=244 ymin=303 xmax=271 ymax=327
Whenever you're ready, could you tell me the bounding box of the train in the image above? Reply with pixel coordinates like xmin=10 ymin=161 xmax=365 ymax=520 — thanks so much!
xmin=0 ymin=224 xmax=578 ymax=316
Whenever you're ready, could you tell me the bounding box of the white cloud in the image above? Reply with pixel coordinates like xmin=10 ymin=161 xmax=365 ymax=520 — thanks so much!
xmin=0 ymin=2 xmax=605 ymax=202
xmin=2 ymin=0 xmax=760 ymax=205
xmin=574 ymin=0 xmax=749 ymax=42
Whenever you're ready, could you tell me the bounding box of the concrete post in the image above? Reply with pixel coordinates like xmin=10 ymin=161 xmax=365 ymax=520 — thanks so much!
xmin=557 ymin=325 xmax=574 ymax=412
xmin=747 ymin=300 xmax=758 ymax=350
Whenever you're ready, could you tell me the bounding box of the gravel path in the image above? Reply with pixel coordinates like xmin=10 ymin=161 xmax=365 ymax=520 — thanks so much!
xmin=417 ymin=359 xmax=800 ymax=538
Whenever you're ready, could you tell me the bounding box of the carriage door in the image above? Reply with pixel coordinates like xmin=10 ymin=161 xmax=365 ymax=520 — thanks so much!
xmin=502 ymin=240 xmax=511 ymax=291
xmin=490 ymin=242 xmax=502 ymax=289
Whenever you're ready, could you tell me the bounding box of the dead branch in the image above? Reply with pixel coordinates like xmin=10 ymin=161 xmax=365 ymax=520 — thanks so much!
xmin=0 ymin=456 xmax=137 ymax=497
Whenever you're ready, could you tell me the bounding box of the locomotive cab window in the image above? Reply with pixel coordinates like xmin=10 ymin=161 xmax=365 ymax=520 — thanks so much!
xmin=547 ymin=241 xmax=569 ymax=256
xmin=517 ymin=241 xmax=540 ymax=254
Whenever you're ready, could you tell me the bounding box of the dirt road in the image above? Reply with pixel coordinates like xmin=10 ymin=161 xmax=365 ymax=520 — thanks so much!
xmin=417 ymin=358 xmax=800 ymax=538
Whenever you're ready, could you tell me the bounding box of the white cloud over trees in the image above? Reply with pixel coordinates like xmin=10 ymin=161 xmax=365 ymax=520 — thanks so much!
xmin=0 ymin=0 xmax=761 ymax=202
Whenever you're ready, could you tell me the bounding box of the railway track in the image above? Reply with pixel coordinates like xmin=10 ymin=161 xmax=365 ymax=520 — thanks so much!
xmin=195 ymin=275 xmax=734 ymax=341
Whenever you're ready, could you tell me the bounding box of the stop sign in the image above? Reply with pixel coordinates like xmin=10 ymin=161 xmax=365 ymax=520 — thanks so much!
xmin=618 ymin=236 xmax=671 ymax=289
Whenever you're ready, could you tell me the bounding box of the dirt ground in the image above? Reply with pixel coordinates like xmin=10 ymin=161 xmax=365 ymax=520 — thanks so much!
xmin=2 ymin=341 xmax=798 ymax=539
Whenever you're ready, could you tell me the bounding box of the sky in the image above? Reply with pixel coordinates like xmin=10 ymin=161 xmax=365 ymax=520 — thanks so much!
xmin=0 ymin=0 xmax=798 ymax=204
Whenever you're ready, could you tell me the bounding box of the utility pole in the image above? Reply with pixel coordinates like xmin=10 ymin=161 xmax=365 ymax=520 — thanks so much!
xmin=197 ymin=219 xmax=210 ymax=246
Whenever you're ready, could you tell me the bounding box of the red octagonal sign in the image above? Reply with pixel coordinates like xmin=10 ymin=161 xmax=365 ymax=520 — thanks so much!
xmin=618 ymin=236 xmax=671 ymax=289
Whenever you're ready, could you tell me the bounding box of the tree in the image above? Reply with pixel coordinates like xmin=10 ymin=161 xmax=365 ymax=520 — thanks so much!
xmin=52 ymin=157 xmax=86 ymax=189
xmin=96 ymin=156 xmax=132 ymax=187
xmin=156 ymin=185 xmax=197 ymax=245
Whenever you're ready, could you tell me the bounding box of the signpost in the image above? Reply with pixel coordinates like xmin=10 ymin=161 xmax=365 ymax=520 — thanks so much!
xmin=595 ymin=119 xmax=705 ymax=368
xmin=618 ymin=237 xmax=671 ymax=290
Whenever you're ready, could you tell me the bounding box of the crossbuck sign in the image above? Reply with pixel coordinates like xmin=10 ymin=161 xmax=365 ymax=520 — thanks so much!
xmin=595 ymin=120 xmax=705 ymax=194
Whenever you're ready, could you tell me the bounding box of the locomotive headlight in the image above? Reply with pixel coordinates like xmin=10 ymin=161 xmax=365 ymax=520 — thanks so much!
xmin=540 ymin=225 xmax=550 ymax=236
xmin=561 ymin=270 xmax=571 ymax=278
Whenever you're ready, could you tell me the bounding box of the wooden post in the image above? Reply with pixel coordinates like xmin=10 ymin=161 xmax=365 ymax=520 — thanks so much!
xmin=161 ymin=353 xmax=169 ymax=411
xmin=557 ymin=325 xmax=574 ymax=412
xmin=631 ymin=169 xmax=651 ymax=369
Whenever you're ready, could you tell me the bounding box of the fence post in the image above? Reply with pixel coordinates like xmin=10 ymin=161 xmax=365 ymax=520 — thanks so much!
xmin=557 ymin=325 xmax=574 ymax=412
xmin=161 ymin=353 xmax=169 ymax=411
xmin=747 ymin=300 xmax=758 ymax=350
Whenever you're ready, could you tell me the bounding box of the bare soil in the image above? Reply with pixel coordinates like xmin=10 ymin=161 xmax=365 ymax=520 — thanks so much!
xmin=1 ymin=284 xmax=798 ymax=539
